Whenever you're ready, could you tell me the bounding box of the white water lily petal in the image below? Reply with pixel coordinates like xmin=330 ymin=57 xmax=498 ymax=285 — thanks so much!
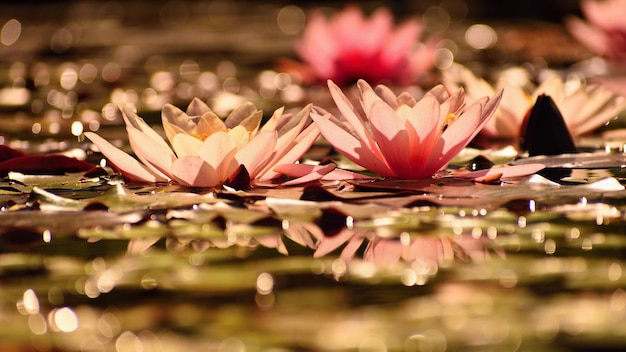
xmin=162 ymin=104 xmax=195 ymax=144
xmin=172 ymin=133 xmax=204 ymax=158
xmin=445 ymin=64 xmax=626 ymax=140
xmin=582 ymin=177 xmax=625 ymax=191
xmin=236 ymin=130 xmax=277 ymax=178
xmin=195 ymin=111 xmax=227 ymax=138
xmin=171 ymin=155 xmax=221 ymax=188
xmin=84 ymin=132 xmax=167 ymax=183
xmin=228 ymin=125 xmax=251 ymax=149
xmin=257 ymin=122 xmax=320 ymax=180
xmin=260 ymin=106 xmax=284 ymax=133
xmin=280 ymin=164 xmax=336 ymax=186
xmin=198 ymin=131 xmax=239 ymax=182
xmin=121 ymin=106 xmax=172 ymax=151
xmin=185 ymin=97 xmax=212 ymax=117
xmin=126 ymin=127 xmax=175 ymax=180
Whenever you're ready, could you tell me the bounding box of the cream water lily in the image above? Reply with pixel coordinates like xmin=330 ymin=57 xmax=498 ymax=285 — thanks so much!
xmin=443 ymin=64 xmax=626 ymax=140
xmin=85 ymin=99 xmax=320 ymax=188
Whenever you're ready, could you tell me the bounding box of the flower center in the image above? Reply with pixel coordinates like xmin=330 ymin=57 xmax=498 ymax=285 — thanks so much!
xmin=395 ymin=104 xmax=413 ymax=120
xmin=191 ymin=132 xmax=209 ymax=141
xmin=442 ymin=113 xmax=457 ymax=131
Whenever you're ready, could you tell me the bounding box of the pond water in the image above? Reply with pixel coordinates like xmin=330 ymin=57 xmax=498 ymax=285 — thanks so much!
xmin=1 ymin=1 xmax=626 ymax=351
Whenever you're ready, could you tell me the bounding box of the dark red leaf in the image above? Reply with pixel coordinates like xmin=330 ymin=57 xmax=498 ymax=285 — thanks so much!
xmin=0 ymin=145 xmax=25 ymax=163
xmin=0 ymin=154 xmax=95 ymax=176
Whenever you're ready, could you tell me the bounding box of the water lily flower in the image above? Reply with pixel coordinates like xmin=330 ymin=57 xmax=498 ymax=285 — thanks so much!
xmin=311 ymin=79 xmax=503 ymax=180
xmin=566 ymin=0 xmax=626 ymax=61
xmin=85 ymin=98 xmax=320 ymax=188
xmin=443 ymin=64 xmax=626 ymax=140
xmin=283 ymin=5 xmax=437 ymax=86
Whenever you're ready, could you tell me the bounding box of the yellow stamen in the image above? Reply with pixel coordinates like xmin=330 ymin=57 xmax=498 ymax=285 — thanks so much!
xmin=191 ymin=132 xmax=209 ymax=141
xmin=443 ymin=113 xmax=457 ymax=131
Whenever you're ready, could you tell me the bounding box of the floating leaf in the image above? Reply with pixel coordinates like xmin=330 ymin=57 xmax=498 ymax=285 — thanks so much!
xmin=0 ymin=154 xmax=94 ymax=177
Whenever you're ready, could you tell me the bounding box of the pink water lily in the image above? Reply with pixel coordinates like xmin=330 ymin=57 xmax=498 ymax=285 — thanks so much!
xmin=566 ymin=0 xmax=626 ymax=61
xmin=444 ymin=64 xmax=626 ymax=140
xmin=311 ymin=79 xmax=503 ymax=180
xmin=284 ymin=6 xmax=436 ymax=86
xmin=85 ymin=98 xmax=320 ymax=188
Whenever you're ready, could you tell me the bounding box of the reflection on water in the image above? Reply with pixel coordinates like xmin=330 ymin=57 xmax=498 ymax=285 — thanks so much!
xmin=2 ymin=175 xmax=626 ymax=350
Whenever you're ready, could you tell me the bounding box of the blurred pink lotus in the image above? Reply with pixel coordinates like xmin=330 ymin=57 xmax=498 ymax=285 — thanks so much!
xmin=311 ymin=79 xmax=502 ymax=180
xmin=284 ymin=6 xmax=437 ymax=86
xmin=566 ymin=0 xmax=626 ymax=61
xmin=85 ymin=98 xmax=319 ymax=188
xmin=444 ymin=64 xmax=626 ymax=140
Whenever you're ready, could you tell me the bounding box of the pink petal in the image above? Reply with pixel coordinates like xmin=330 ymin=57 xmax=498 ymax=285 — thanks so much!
xmin=428 ymin=90 xmax=503 ymax=172
xmin=197 ymin=131 xmax=239 ymax=183
xmin=382 ymin=19 xmax=420 ymax=66
xmin=339 ymin=235 xmax=366 ymax=262
xmin=273 ymin=163 xmax=324 ymax=178
xmin=161 ymin=104 xmax=195 ymax=144
xmin=170 ymin=155 xmax=221 ymax=188
xmin=185 ymin=97 xmax=212 ymax=116
xmin=120 ymin=106 xmax=171 ymax=151
xmin=368 ymin=101 xmax=411 ymax=176
xmin=172 ymin=134 xmax=204 ymax=157
xmin=434 ymin=100 xmax=485 ymax=161
xmin=311 ymin=113 xmax=393 ymax=177
xmin=581 ymin=0 xmax=626 ymax=31
xmin=454 ymin=163 xmax=546 ymax=180
xmin=224 ymin=102 xmax=260 ymax=128
xmin=279 ymin=163 xmax=336 ymax=186
xmin=476 ymin=89 xmax=505 ymax=138
xmin=565 ymin=16 xmax=610 ymax=56
xmin=333 ymin=6 xmax=366 ymax=52
xmin=294 ymin=12 xmax=338 ymax=78
xmin=364 ymin=240 xmax=402 ymax=267
xmin=314 ymin=228 xmax=360 ymax=258
xmin=236 ymin=130 xmax=277 ymax=178
xmin=328 ymin=80 xmax=381 ymax=154
xmin=84 ymin=132 xmax=167 ymax=183
xmin=406 ymin=93 xmax=440 ymax=147
xmin=321 ymin=168 xmax=373 ymax=181
xmin=359 ymin=7 xmax=393 ymax=54
xmin=126 ymin=128 xmax=175 ymax=179
xmin=357 ymin=80 xmax=384 ymax=117
xmin=570 ymin=88 xmax=626 ymax=135
xmin=426 ymin=85 xmax=451 ymax=104
xmin=259 ymin=106 xmax=284 ymax=133
xmin=257 ymin=122 xmax=321 ymax=180
xmin=374 ymin=84 xmax=400 ymax=108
